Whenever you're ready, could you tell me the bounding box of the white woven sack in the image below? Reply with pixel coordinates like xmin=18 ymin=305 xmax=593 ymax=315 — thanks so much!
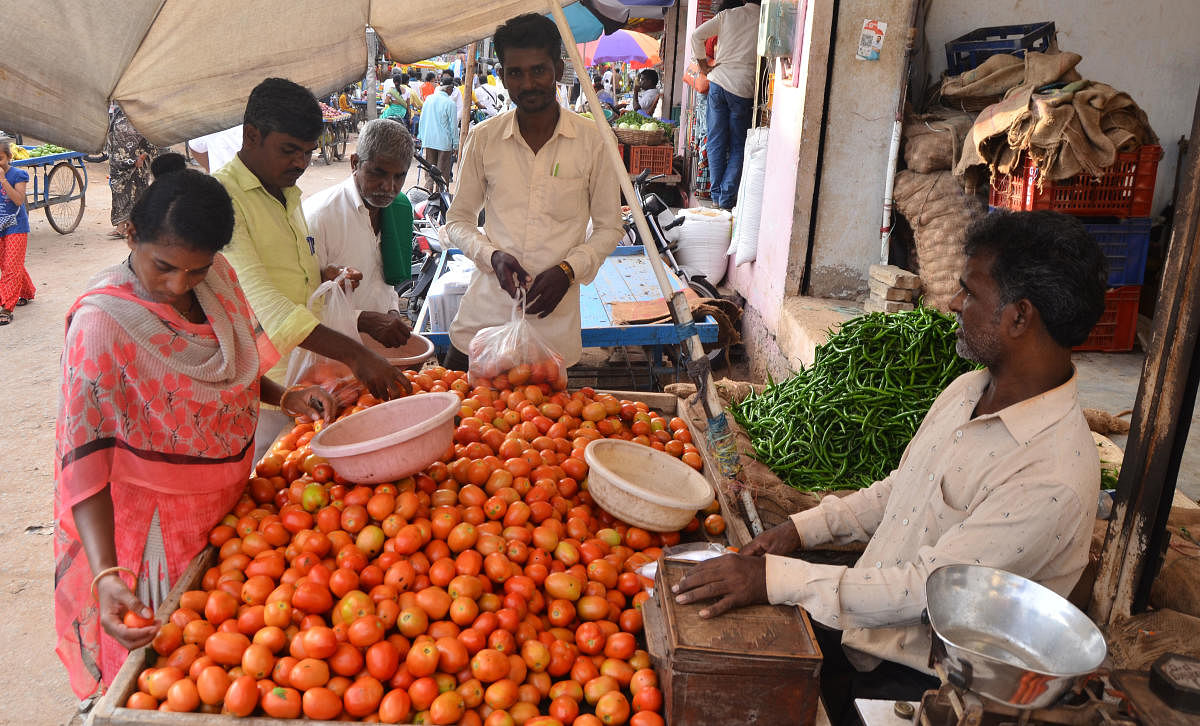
xmin=730 ymin=127 xmax=770 ymax=265
xmin=674 ymin=207 xmax=733 ymax=284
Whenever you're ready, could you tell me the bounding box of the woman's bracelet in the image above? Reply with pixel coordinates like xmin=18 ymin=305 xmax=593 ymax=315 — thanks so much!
xmin=91 ymin=566 xmax=136 ymax=601
xmin=280 ymin=385 xmax=309 ymax=417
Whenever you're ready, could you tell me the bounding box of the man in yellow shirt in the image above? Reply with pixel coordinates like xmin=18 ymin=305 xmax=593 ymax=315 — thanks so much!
xmin=216 ymin=78 xmax=409 ymax=458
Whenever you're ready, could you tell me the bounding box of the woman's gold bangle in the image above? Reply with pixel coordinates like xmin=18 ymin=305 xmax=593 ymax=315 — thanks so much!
xmin=90 ymin=566 xmax=136 ymax=601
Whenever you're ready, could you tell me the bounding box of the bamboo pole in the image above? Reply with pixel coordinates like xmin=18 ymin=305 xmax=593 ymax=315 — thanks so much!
xmin=459 ymin=43 xmax=477 ymax=153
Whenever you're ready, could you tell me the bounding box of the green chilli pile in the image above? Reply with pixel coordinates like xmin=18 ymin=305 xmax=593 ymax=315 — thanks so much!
xmin=732 ymin=307 xmax=979 ymax=491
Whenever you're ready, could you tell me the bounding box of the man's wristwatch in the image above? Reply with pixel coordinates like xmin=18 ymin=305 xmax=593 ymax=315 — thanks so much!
xmin=558 ymin=261 xmax=576 ymax=284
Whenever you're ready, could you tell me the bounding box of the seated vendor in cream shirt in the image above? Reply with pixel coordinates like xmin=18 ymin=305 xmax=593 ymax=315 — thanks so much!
xmin=674 ymin=211 xmax=1108 ymax=723
xmin=304 ymin=119 xmax=413 ymax=347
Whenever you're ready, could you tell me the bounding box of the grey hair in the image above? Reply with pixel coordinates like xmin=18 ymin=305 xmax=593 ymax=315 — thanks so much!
xmin=356 ymin=119 xmax=414 ymax=166
xmin=0 ymin=137 xmax=13 ymax=157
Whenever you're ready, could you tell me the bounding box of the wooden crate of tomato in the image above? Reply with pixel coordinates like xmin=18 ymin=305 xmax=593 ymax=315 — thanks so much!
xmin=92 ymin=374 xmax=737 ymax=725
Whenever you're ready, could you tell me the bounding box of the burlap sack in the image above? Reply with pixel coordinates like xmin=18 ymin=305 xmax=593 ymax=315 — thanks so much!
xmin=954 ymin=49 xmax=1156 ymax=181
xmin=941 ymin=51 xmax=1081 ymax=102
xmin=893 ymin=170 xmax=983 ymax=311
xmin=903 ymin=110 xmax=974 ymax=173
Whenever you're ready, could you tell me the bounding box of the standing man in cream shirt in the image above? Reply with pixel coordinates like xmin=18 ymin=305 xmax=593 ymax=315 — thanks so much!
xmin=690 ymin=0 xmax=761 ymax=210
xmin=443 ymin=12 xmax=622 ymax=371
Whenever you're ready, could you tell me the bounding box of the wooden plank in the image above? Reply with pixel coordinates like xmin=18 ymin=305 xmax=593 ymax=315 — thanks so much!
xmin=1092 ymin=86 xmax=1200 ymax=623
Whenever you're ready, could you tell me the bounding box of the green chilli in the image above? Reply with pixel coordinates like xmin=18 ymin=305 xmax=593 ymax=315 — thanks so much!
xmin=731 ymin=308 xmax=980 ymax=491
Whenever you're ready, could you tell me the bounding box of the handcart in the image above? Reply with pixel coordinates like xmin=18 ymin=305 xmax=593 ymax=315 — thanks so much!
xmin=12 ymin=146 xmax=88 ymax=234
xmin=317 ymin=113 xmax=352 ymax=165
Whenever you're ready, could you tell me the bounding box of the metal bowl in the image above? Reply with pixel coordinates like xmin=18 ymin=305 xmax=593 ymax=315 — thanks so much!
xmin=926 ymin=564 xmax=1107 ymax=710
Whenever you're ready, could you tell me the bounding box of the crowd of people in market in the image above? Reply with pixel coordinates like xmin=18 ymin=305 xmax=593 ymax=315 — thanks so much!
xmin=33 ymin=9 xmax=1114 ymax=726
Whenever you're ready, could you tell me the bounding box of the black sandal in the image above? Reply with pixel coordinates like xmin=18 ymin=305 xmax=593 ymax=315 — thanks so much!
xmin=15 ymin=297 xmax=29 ymax=306
xmin=0 ymin=310 xmax=12 ymax=325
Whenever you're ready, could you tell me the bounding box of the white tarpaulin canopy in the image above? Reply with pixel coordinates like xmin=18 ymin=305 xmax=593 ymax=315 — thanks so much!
xmin=0 ymin=0 xmax=573 ymax=152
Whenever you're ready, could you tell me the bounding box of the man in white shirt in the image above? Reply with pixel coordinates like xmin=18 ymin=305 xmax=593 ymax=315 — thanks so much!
xmin=473 ymin=71 xmax=503 ymax=120
xmin=304 ymin=119 xmax=414 ymax=347
xmin=691 ymin=0 xmax=761 ymax=209
xmin=443 ymin=13 xmax=622 ymax=372
xmin=441 ymin=69 xmax=465 ymax=121
xmin=188 ymin=125 xmax=244 ymax=173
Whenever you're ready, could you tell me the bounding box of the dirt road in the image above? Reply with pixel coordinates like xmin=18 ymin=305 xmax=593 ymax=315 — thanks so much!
xmin=0 ymin=145 xmax=379 ymax=725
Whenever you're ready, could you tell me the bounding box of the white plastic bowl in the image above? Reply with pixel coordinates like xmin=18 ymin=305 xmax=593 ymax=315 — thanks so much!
xmin=359 ymin=332 xmax=435 ymax=369
xmin=584 ymin=438 xmax=715 ymax=531
xmin=308 ymin=392 xmax=459 ymax=483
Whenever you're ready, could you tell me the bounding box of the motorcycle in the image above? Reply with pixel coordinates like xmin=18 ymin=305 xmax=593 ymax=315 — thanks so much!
xmin=623 ymin=169 xmax=720 ymax=300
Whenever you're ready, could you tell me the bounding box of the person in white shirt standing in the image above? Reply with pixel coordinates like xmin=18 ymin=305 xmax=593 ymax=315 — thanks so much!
xmin=304 ymin=119 xmax=413 ymax=348
xmin=691 ymin=0 xmax=761 ymax=209
xmin=188 ymin=125 xmax=243 ymax=174
xmin=443 ymin=12 xmax=623 ymax=372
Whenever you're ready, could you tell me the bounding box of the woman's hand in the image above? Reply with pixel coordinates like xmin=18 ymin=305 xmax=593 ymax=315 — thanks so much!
xmin=96 ymin=574 xmax=158 ymax=650
xmin=280 ymin=385 xmax=340 ymax=424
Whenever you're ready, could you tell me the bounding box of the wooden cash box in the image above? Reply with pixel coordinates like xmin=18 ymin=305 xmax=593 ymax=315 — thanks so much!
xmin=641 ymin=558 xmax=823 ymax=725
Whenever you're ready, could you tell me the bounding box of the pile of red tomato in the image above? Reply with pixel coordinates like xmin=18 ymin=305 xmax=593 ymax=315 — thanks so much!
xmin=123 ymin=366 xmax=726 ymax=724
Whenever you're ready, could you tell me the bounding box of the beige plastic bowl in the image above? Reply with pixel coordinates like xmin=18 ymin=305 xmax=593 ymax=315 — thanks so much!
xmin=308 ymin=392 xmax=459 ymax=483
xmin=360 ymin=332 xmax=436 ymax=369
xmin=584 ymin=438 xmax=715 ymax=531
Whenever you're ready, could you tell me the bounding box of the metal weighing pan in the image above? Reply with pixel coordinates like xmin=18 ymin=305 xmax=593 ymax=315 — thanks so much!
xmin=925 ymin=564 xmax=1107 ymax=710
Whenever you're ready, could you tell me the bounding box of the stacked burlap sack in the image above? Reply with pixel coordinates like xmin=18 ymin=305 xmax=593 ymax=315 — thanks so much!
xmin=895 ymin=107 xmax=982 ymax=313
xmin=944 ymin=51 xmax=1157 ymax=180
xmin=892 ymin=170 xmax=983 ymax=312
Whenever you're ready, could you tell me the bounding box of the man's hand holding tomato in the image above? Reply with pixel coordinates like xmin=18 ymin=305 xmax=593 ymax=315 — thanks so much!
xmin=96 ymin=573 xmax=158 ymax=649
xmin=673 ymin=521 xmax=805 ymax=618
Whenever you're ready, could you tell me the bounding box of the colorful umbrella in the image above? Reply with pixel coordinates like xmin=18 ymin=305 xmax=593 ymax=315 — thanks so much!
xmin=577 ymin=30 xmax=661 ymax=68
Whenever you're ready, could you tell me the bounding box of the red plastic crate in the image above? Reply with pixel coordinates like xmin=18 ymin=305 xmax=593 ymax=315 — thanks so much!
xmin=1074 ymin=286 xmax=1141 ymax=352
xmin=990 ymin=145 xmax=1162 ymax=217
xmin=629 ymin=145 xmax=673 ymax=176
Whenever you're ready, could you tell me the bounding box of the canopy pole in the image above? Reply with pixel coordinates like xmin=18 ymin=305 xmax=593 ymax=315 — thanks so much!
xmin=460 ymin=43 xmax=477 ymax=153
xmin=365 ymin=28 xmax=380 ymax=121
xmin=545 ymin=2 xmax=763 ymax=537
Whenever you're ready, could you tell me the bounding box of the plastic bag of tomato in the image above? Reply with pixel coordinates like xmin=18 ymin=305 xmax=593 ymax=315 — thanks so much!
xmin=467 ymin=302 xmax=569 ymax=393
xmin=115 ymin=366 xmax=726 ymax=725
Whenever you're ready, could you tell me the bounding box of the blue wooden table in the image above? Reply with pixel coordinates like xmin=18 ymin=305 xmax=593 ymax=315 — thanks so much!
xmin=418 ymin=245 xmax=719 ymax=350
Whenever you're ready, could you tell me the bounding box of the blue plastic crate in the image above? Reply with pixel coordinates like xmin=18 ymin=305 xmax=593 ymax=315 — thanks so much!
xmin=1084 ymin=217 xmax=1151 ymax=287
xmin=945 ymin=22 xmax=1056 ymax=76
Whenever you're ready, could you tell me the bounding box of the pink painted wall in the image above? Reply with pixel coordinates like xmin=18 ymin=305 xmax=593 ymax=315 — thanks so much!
xmin=726 ymin=66 xmax=807 ymax=330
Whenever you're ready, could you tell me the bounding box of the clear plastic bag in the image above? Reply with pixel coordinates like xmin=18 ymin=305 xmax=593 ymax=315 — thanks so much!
xmin=467 ymin=292 xmax=568 ymax=391
xmin=284 ymin=273 xmax=366 ymax=409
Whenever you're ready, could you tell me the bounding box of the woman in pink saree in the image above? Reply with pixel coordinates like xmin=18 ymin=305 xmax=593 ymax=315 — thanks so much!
xmin=53 ymin=154 xmax=334 ymax=699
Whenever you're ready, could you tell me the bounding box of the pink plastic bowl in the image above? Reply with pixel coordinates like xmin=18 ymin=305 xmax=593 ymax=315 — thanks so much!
xmin=308 ymin=392 xmax=459 ymax=483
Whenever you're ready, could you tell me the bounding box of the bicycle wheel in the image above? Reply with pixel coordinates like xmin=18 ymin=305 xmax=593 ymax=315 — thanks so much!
xmin=318 ymin=127 xmax=332 ymax=165
xmin=334 ymin=122 xmax=349 ymax=159
xmin=45 ymin=162 xmax=85 ymax=234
